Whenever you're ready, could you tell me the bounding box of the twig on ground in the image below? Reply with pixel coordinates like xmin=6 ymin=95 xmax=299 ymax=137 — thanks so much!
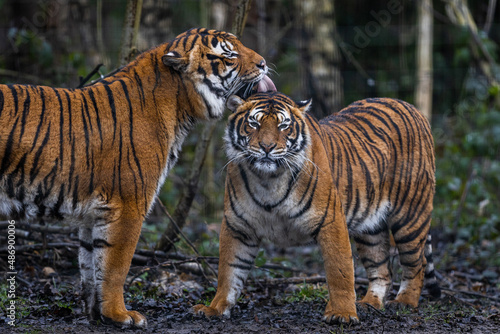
xmin=0 ymin=242 xmax=77 ymax=253
xmin=441 ymin=287 xmax=500 ymax=304
xmin=153 ymin=199 xmax=218 ymax=280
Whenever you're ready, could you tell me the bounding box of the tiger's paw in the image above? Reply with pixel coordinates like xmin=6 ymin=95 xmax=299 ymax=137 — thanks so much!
xmin=193 ymin=304 xmax=228 ymax=318
xmin=322 ymin=311 xmax=360 ymax=325
xmin=101 ymin=310 xmax=147 ymax=329
xmin=385 ymin=298 xmax=418 ymax=311
xmin=356 ymin=298 xmax=383 ymax=310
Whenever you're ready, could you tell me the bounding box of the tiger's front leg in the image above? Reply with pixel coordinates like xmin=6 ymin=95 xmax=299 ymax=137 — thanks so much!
xmin=81 ymin=207 xmax=147 ymax=329
xmin=193 ymin=219 xmax=260 ymax=317
xmin=317 ymin=194 xmax=359 ymax=324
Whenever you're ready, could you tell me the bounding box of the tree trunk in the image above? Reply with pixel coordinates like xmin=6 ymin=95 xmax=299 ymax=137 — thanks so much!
xmin=444 ymin=0 xmax=500 ymax=107
xmin=138 ymin=0 xmax=173 ymax=51
xmin=118 ymin=0 xmax=143 ymax=66
xmin=415 ymin=0 xmax=433 ymax=120
xmin=297 ymin=0 xmax=343 ymax=118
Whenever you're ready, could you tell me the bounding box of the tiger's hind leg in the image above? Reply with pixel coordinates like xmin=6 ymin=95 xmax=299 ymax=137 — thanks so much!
xmin=78 ymin=227 xmax=99 ymax=320
xmin=389 ymin=210 xmax=433 ymax=308
xmin=354 ymin=226 xmax=392 ymax=309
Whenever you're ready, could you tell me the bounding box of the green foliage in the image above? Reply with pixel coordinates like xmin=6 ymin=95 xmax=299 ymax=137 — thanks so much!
xmin=7 ymin=28 xmax=53 ymax=68
xmin=254 ymin=250 xmax=267 ymax=268
xmin=197 ymin=233 xmax=220 ymax=256
xmin=127 ymin=278 xmax=162 ymax=303
xmin=0 ymin=282 xmax=32 ymax=320
xmin=197 ymin=286 xmax=217 ymax=306
xmin=433 ymin=75 xmax=500 ymax=268
xmin=284 ymin=283 xmax=328 ymax=303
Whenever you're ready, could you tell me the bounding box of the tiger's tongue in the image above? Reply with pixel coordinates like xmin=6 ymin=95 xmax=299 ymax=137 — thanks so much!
xmin=256 ymin=75 xmax=277 ymax=93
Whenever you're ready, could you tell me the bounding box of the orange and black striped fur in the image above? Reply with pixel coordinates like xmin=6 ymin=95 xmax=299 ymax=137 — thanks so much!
xmin=0 ymin=28 xmax=270 ymax=328
xmin=194 ymin=92 xmax=441 ymax=324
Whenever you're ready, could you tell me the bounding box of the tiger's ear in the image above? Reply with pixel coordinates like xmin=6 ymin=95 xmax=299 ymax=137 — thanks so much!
xmin=162 ymin=51 xmax=188 ymax=71
xmin=227 ymin=95 xmax=245 ymax=113
xmin=296 ymin=98 xmax=312 ymax=114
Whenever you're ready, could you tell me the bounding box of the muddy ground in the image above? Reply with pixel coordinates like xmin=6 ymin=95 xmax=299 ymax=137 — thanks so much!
xmin=2 ymin=264 xmax=499 ymax=334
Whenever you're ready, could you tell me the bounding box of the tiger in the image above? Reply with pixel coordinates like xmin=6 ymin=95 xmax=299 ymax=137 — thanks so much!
xmin=194 ymin=92 xmax=441 ymax=324
xmin=0 ymin=28 xmax=276 ymax=329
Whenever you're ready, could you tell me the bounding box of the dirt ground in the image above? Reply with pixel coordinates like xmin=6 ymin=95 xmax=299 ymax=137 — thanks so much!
xmin=3 ymin=267 xmax=499 ymax=334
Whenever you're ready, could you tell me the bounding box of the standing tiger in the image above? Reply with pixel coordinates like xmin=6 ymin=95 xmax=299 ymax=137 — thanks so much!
xmin=194 ymin=92 xmax=441 ymax=324
xmin=0 ymin=28 xmax=275 ymax=328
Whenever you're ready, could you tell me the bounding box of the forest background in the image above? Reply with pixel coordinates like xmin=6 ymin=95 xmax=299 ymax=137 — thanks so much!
xmin=0 ymin=0 xmax=499 ymax=330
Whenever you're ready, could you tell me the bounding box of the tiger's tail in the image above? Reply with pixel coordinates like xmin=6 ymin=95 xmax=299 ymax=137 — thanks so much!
xmin=424 ymin=233 xmax=441 ymax=299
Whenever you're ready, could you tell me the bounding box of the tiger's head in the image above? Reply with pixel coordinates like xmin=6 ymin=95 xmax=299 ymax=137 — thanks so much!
xmin=163 ymin=28 xmax=276 ymax=119
xmin=224 ymin=92 xmax=312 ymax=175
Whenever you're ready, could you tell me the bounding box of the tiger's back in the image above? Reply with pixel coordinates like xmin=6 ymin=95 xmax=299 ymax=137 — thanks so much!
xmin=319 ymin=98 xmax=435 ymax=234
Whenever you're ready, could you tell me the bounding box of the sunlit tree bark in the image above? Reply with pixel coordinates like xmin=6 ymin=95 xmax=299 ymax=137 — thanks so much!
xmin=415 ymin=0 xmax=433 ymax=120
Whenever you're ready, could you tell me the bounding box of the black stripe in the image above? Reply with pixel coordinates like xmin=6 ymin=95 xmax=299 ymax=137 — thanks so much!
xmin=133 ymin=70 xmax=146 ymax=110
xmin=118 ymin=80 xmax=145 ymax=192
xmin=424 ymin=269 xmax=436 ymax=279
xmin=64 ymin=91 xmax=73 ymax=141
xmin=360 ymin=255 xmax=390 ymax=269
xmin=235 ymin=255 xmax=255 ymax=266
xmin=0 ymin=88 xmax=4 ymax=117
xmin=0 ymin=117 xmax=20 ymax=175
xmin=353 ymin=236 xmax=381 ymax=247
xmin=229 ymin=263 xmax=252 ymax=271
xmin=6 ymin=176 xmax=14 ymax=197
xmin=68 ymin=133 xmax=76 ymax=193
xmin=72 ymin=175 xmax=79 ymax=209
xmin=126 ymin=149 xmax=139 ymax=209
xmin=227 ymin=180 xmax=257 ymax=236
xmin=8 ymin=85 xmax=19 ymax=115
xmin=53 ymin=89 xmax=64 ymax=170
xmin=82 ymin=91 xmax=93 ymax=133
xmin=88 ymin=89 xmax=103 ymax=150
xmin=93 ymin=239 xmax=112 ymax=248
xmin=29 ymin=122 xmax=51 ymax=183
xmin=29 ymin=89 xmax=46 ymax=153
xmin=104 ymin=85 xmax=117 ymax=141
xmin=239 ymin=166 xmax=294 ymax=211
xmin=393 ymin=216 xmax=430 ymax=244
xmin=51 ymin=185 xmax=65 ymax=219
xmin=310 ymin=191 xmax=332 ymax=240
xmin=13 ymin=153 xmax=27 ymax=187
xmin=289 ymin=170 xmax=317 ymax=219
xmin=18 ymin=86 xmax=31 ymax=143
xmin=81 ymin=101 xmax=90 ymax=169
xmin=80 ymin=240 xmax=93 ymax=252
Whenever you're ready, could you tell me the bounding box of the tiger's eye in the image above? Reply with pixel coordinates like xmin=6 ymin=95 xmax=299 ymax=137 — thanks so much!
xmin=278 ymin=123 xmax=289 ymax=130
xmin=248 ymin=121 xmax=259 ymax=128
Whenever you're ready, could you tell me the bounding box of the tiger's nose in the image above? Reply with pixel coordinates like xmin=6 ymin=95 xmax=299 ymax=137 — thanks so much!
xmin=256 ymin=59 xmax=266 ymax=70
xmin=260 ymin=142 xmax=276 ymax=154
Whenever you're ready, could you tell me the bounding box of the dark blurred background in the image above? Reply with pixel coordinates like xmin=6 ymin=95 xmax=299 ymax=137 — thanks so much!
xmin=1 ymin=0 xmax=499 ymax=275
